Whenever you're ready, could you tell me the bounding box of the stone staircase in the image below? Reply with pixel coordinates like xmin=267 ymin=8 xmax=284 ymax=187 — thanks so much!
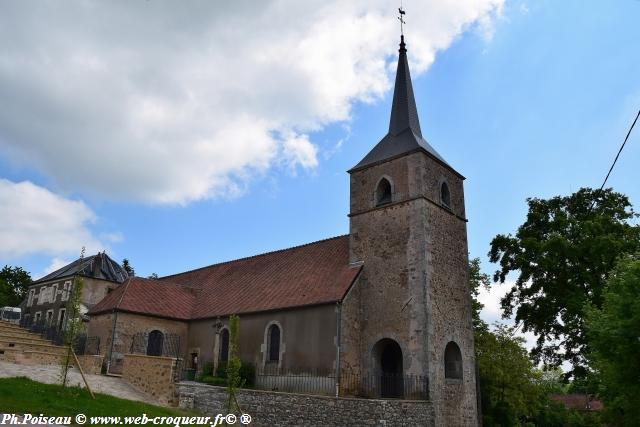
xmin=0 ymin=320 xmax=70 ymax=366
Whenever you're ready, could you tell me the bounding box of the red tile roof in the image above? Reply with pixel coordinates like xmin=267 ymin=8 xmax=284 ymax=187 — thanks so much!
xmin=551 ymin=394 xmax=603 ymax=411
xmin=89 ymin=235 xmax=361 ymax=320
xmin=90 ymin=277 xmax=197 ymax=320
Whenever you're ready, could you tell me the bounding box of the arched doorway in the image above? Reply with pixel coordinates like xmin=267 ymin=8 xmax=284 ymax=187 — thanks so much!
xmin=372 ymin=338 xmax=404 ymax=398
xmin=146 ymin=330 xmax=164 ymax=356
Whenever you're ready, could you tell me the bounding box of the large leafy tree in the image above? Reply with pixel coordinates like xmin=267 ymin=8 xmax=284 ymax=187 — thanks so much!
xmin=585 ymin=254 xmax=640 ymax=426
xmin=489 ymin=188 xmax=639 ymax=377
xmin=0 ymin=265 xmax=32 ymax=307
xmin=468 ymin=257 xmax=491 ymax=333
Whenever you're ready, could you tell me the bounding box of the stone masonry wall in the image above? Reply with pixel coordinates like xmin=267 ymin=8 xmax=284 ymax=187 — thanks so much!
xmin=177 ymin=382 xmax=434 ymax=427
xmin=422 ymin=155 xmax=477 ymax=427
xmin=346 ymin=150 xmax=477 ymax=426
xmin=122 ymin=354 xmax=178 ymax=405
xmin=88 ymin=312 xmax=188 ymax=374
xmin=76 ymin=355 xmax=104 ymax=375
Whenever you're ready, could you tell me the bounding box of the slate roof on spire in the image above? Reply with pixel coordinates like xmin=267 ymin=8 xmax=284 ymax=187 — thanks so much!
xmin=350 ymin=36 xmax=463 ymax=178
xmin=33 ymin=252 xmax=129 ymax=284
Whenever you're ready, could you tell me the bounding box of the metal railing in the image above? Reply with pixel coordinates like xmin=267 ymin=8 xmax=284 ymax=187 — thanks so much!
xmin=181 ymin=365 xmax=429 ymax=400
xmin=16 ymin=318 xmax=100 ymax=355
xmin=129 ymin=331 xmax=181 ymax=358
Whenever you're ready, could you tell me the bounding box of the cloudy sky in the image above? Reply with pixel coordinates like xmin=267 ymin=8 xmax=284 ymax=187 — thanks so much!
xmin=1 ymin=1 xmax=639 ymax=337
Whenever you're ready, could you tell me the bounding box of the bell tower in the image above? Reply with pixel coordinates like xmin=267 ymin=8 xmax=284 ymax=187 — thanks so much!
xmin=340 ymin=35 xmax=478 ymax=426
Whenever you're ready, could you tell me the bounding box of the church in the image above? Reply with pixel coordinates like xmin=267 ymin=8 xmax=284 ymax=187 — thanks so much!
xmin=87 ymin=34 xmax=478 ymax=426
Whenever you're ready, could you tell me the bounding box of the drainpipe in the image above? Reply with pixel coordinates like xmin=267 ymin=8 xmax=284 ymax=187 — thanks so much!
xmin=335 ymin=301 xmax=342 ymax=398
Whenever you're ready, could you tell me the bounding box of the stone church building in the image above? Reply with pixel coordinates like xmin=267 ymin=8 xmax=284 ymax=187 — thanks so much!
xmin=87 ymin=35 xmax=477 ymax=425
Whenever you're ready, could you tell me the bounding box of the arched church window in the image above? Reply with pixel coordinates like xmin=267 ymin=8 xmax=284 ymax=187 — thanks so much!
xmin=267 ymin=324 xmax=281 ymax=362
xmin=375 ymin=178 xmax=392 ymax=206
xmin=219 ymin=328 xmax=229 ymax=363
xmin=440 ymin=182 xmax=451 ymax=209
xmin=147 ymin=330 xmax=164 ymax=357
xmin=444 ymin=341 xmax=463 ymax=379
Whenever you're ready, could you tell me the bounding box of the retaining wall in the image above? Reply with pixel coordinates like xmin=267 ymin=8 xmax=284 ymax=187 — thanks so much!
xmin=177 ymin=382 xmax=434 ymax=426
xmin=122 ymin=354 xmax=178 ymax=405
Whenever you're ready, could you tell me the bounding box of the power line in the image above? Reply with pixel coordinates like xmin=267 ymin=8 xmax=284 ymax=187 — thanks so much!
xmin=599 ymin=109 xmax=640 ymax=191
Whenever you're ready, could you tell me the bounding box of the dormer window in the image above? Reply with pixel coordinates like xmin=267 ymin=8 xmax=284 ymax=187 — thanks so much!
xmin=440 ymin=182 xmax=451 ymax=209
xmin=375 ymin=178 xmax=392 ymax=206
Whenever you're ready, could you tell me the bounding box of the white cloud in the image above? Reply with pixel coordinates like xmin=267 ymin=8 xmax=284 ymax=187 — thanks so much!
xmin=479 ymin=280 xmax=541 ymax=351
xmin=478 ymin=280 xmax=512 ymax=325
xmin=0 ymin=179 xmax=105 ymax=259
xmin=42 ymin=257 xmax=72 ymax=276
xmin=0 ymin=0 xmax=504 ymax=205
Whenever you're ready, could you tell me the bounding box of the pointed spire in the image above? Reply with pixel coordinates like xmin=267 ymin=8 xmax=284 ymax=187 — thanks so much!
xmin=388 ymin=35 xmax=422 ymax=138
xmin=349 ymin=33 xmax=461 ymax=178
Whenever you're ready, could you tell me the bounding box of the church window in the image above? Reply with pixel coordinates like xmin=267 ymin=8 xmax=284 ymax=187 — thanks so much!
xmin=267 ymin=324 xmax=281 ymax=362
xmin=219 ymin=328 xmax=230 ymax=363
xmin=375 ymin=177 xmax=392 ymax=206
xmin=147 ymin=330 xmax=164 ymax=357
xmin=440 ymin=182 xmax=451 ymax=209
xmin=444 ymin=341 xmax=463 ymax=379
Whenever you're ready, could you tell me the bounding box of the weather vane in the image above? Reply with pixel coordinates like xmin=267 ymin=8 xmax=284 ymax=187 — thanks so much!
xmin=398 ymin=5 xmax=406 ymax=36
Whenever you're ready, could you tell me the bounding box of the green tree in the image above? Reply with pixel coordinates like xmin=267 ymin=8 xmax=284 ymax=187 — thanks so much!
xmin=0 ymin=265 xmax=32 ymax=307
xmin=488 ymin=188 xmax=639 ymax=377
xmin=476 ymin=323 xmax=542 ymax=426
xmin=121 ymin=259 xmax=135 ymax=277
xmin=223 ymin=314 xmax=244 ymax=423
xmin=60 ymin=249 xmax=86 ymax=388
xmin=469 ymin=257 xmax=491 ymax=333
xmin=585 ymin=254 xmax=640 ymax=426
xmin=148 ymin=273 xmax=159 ymax=280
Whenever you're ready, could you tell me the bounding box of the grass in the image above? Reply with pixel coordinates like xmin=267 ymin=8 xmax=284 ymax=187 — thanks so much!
xmin=0 ymin=376 xmax=195 ymax=418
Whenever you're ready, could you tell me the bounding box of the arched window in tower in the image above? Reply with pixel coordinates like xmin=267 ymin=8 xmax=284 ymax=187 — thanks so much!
xmin=219 ymin=328 xmax=229 ymax=363
xmin=375 ymin=178 xmax=392 ymax=206
xmin=440 ymin=182 xmax=451 ymax=209
xmin=267 ymin=324 xmax=281 ymax=362
xmin=444 ymin=341 xmax=463 ymax=379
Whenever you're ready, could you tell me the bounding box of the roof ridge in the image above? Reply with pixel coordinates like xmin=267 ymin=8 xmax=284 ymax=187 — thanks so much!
xmin=160 ymin=234 xmax=348 ymax=280
xmin=33 ymin=254 xmax=98 ymax=283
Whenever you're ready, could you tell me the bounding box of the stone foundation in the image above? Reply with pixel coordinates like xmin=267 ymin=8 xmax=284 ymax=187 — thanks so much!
xmin=177 ymin=382 xmax=434 ymax=426
xmin=122 ymin=354 xmax=178 ymax=405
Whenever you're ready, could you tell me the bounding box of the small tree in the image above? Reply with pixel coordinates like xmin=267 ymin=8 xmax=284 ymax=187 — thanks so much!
xmin=121 ymin=258 xmax=135 ymax=277
xmin=60 ymin=248 xmax=86 ymax=387
xmin=226 ymin=314 xmax=243 ymax=417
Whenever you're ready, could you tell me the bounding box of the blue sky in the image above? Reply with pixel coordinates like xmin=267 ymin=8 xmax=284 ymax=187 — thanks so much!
xmin=1 ymin=1 xmax=639 ymax=328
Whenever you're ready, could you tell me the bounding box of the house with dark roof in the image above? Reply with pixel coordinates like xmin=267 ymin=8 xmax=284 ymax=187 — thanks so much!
xmin=22 ymin=252 xmax=128 ymax=330
xmin=87 ymin=34 xmax=478 ymax=426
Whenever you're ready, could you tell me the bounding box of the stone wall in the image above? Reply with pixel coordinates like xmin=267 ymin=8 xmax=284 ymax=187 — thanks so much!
xmin=421 ymin=155 xmax=477 ymax=427
xmin=12 ymin=351 xmax=102 ymax=375
xmin=122 ymin=354 xmax=178 ymax=405
xmin=76 ymin=354 xmax=104 ymax=375
xmin=88 ymin=312 xmax=188 ymax=374
xmin=346 ymin=150 xmax=478 ymax=426
xmin=177 ymin=382 xmax=434 ymax=427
